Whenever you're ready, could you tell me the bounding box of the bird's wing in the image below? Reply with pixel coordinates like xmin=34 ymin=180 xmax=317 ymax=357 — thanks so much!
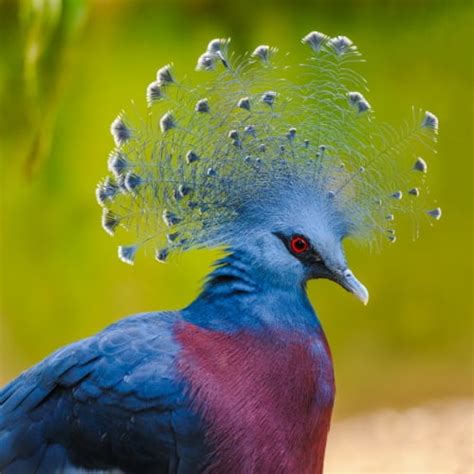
xmin=0 ymin=311 xmax=202 ymax=473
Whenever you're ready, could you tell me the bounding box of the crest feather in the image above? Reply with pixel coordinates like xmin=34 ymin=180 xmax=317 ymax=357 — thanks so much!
xmin=98 ymin=32 xmax=440 ymax=264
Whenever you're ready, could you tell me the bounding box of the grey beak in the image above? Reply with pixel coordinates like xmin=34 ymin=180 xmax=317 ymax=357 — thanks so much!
xmin=339 ymin=269 xmax=369 ymax=305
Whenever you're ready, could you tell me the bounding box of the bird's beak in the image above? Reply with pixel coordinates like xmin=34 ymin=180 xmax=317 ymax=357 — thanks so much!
xmin=337 ymin=269 xmax=369 ymax=305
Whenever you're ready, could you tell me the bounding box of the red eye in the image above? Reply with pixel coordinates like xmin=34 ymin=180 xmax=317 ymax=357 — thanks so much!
xmin=290 ymin=235 xmax=310 ymax=254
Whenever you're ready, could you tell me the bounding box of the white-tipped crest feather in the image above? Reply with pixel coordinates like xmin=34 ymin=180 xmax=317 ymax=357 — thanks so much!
xmin=98 ymin=31 xmax=441 ymax=264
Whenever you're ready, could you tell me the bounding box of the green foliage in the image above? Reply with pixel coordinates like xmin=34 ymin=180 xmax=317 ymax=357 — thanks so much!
xmin=6 ymin=0 xmax=88 ymax=176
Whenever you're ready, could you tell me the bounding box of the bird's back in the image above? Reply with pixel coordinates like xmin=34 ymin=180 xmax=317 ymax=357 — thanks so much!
xmin=0 ymin=312 xmax=206 ymax=473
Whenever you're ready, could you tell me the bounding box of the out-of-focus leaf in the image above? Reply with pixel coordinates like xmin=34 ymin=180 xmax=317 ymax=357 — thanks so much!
xmin=19 ymin=0 xmax=88 ymax=177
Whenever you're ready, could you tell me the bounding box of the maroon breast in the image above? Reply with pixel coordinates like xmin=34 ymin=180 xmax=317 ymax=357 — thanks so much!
xmin=175 ymin=322 xmax=335 ymax=474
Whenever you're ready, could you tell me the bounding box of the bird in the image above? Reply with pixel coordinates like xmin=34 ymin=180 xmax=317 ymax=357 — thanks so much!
xmin=0 ymin=31 xmax=441 ymax=474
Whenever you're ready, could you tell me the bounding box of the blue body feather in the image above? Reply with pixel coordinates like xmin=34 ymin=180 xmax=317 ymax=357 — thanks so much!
xmin=0 ymin=313 xmax=205 ymax=473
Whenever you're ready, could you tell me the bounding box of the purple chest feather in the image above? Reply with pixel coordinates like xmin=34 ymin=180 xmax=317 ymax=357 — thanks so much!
xmin=175 ymin=322 xmax=335 ymax=474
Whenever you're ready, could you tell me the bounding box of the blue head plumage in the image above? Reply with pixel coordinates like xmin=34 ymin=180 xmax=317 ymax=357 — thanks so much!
xmin=96 ymin=32 xmax=441 ymax=302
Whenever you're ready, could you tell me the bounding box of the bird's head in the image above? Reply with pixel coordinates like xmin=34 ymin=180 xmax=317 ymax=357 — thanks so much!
xmin=228 ymin=181 xmax=369 ymax=304
xmin=98 ymin=32 xmax=440 ymax=298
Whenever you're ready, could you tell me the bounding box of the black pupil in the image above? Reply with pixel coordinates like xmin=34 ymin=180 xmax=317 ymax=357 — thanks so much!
xmin=294 ymin=238 xmax=306 ymax=251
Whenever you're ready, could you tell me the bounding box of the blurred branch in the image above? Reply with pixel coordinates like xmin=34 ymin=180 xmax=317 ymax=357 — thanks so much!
xmin=20 ymin=0 xmax=88 ymax=178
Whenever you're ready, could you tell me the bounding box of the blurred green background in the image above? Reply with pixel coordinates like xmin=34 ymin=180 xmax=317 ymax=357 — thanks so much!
xmin=0 ymin=0 xmax=472 ymax=419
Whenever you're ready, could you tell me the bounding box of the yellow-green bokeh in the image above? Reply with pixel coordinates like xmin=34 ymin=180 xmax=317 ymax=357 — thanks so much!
xmin=1 ymin=0 xmax=472 ymax=418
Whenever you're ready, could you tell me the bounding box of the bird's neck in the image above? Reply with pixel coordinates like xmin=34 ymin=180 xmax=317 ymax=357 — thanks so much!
xmin=183 ymin=251 xmax=320 ymax=334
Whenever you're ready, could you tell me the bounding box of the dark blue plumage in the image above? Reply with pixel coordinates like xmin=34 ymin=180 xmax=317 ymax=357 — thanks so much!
xmin=0 ymin=312 xmax=205 ymax=473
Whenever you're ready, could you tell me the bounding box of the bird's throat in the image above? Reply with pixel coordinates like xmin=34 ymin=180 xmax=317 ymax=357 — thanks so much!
xmin=186 ymin=252 xmax=320 ymax=333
